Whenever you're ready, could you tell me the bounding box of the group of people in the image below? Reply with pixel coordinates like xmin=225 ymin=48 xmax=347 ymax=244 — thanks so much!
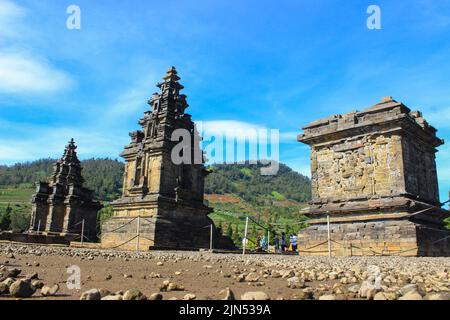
xmin=275 ymin=232 xmax=298 ymax=253
xmin=255 ymin=232 xmax=298 ymax=253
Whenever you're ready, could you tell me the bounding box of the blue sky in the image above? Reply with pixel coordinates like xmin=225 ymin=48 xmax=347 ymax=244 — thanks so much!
xmin=0 ymin=0 xmax=449 ymax=202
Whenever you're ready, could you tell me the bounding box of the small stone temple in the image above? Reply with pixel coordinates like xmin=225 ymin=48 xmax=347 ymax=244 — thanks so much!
xmin=29 ymin=139 xmax=102 ymax=241
xmin=101 ymin=67 xmax=233 ymax=250
xmin=297 ymin=97 xmax=450 ymax=256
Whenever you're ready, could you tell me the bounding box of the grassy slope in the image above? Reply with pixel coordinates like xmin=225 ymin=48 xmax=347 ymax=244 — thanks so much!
xmin=0 ymin=186 xmax=34 ymax=214
xmin=206 ymin=193 xmax=308 ymax=249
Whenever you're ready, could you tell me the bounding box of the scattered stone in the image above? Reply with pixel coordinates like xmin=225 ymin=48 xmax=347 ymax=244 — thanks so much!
xmin=399 ymin=290 xmax=423 ymax=300
xmin=6 ymin=268 xmax=21 ymax=278
xmin=102 ymin=295 xmax=123 ymax=300
xmin=123 ymin=289 xmax=147 ymax=300
xmin=183 ymin=293 xmax=196 ymax=300
xmin=241 ymin=291 xmax=270 ymax=301
xmin=2 ymin=278 xmax=14 ymax=288
xmin=373 ymin=292 xmax=397 ymax=300
xmin=105 ymin=275 xmax=112 ymax=280
xmin=0 ymin=282 xmax=8 ymax=295
xmin=25 ymin=272 xmax=38 ymax=280
xmin=220 ymin=288 xmax=235 ymax=300
xmin=319 ymin=295 xmax=337 ymax=300
xmin=359 ymin=280 xmax=380 ymax=299
xmin=9 ymin=280 xmax=36 ymax=298
xmin=287 ymin=276 xmax=305 ymax=289
xmin=245 ymin=272 xmax=260 ymax=282
xmin=149 ymin=272 xmax=161 ymax=278
xmin=424 ymin=293 xmax=450 ymax=301
xmin=347 ymin=284 xmax=360 ymax=294
xmin=41 ymin=284 xmax=59 ymax=297
xmin=80 ymin=289 xmax=101 ymax=300
xmin=149 ymin=293 xmax=163 ymax=300
xmin=399 ymin=284 xmax=419 ymax=296
xmin=31 ymin=280 xmax=44 ymax=290
xmin=168 ymin=282 xmax=185 ymax=291
xmin=271 ymin=271 xmax=282 ymax=278
xmin=99 ymin=289 xmax=112 ymax=298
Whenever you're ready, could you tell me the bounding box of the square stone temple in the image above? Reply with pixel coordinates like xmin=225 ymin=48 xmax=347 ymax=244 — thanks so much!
xmin=297 ymin=97 xmax=450 ymax=256
xmin=29 ymin=139 xmax=102 ymax=242
xmin=101 ymin=67 xmax=233 ymax=250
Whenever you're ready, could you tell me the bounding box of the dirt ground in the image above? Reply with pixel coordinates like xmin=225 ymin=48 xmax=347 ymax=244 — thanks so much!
xmin=1 ymin=243 xmax=449 ymax=300
xmin=0 ymin=249 xmax=309 ymax=300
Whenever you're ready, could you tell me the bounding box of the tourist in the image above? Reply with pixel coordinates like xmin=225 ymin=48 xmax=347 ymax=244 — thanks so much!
xmin=261 ymin=234 xmax=267 ymax=251
xmin=274 ymin=235 xmax=280 ymax=253
xmin=281 ymin=232 xmax=287 ymax=252
xmin=291 ymin=234 xmax=298 ymax=252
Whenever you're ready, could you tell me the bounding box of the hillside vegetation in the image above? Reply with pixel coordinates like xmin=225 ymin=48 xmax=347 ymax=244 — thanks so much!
xmin=0 ymin=159 xmax=313 ymax=245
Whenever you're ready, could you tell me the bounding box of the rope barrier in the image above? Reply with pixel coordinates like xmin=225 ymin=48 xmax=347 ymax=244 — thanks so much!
xmin=140 ymin=217 xmax=156 ymax=225
xmin=298 ymin=240 xmax=329 ymax=252
xmin=139 ymin=235 xmax=155 ymax=242
xmin=109 ymin=235 xmax=139 ymax=249
xmin=104 ymin=217 xmax=138 ymax=233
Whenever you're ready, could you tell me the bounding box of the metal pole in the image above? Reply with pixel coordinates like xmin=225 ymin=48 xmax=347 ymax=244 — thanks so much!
xmin=327 ymin=215 xmax=331 ymax=258
xmin=267 ymin=229 xmax=270 ymax=253
xmin=81 ymin=219 xmax=85 ymax=247
xmin=243 ymin=217 xmax=249 ymax=255
xmin=37 ymin=220 xmax=41 ymax=235
xmin=136 ymin=216 xmax=141 ymax=251
xmin=210 ymin=224 xmax=213 ymax=251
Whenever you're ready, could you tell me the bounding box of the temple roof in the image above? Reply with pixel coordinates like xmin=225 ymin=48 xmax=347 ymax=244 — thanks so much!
xmin=51 ymin=138 xmax=84 ymax=186
xmin=159 ymin=66 xmax=184 ymax=90
xmin=299 ymin=97 xmax=443 ymax=147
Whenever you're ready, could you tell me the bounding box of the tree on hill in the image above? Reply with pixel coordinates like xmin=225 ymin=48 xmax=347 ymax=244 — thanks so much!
xmin=205 ymin=162 xmax=311 ymax=203
xmin=0 ymin=158 xmax=124 ymax=201
xmin=0 ymin=205 xmax=12 ymax=231
xmin=226 ymin=223 xmax=233 ymax=238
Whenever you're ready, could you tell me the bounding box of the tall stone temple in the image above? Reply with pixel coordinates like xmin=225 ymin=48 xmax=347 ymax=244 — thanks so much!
xmin=101 ymin=67 xmax=233 ymax=250
xmin=29 ymin=139 xmax=102 ymax=242
xmin=298 ymin=97 xmax=450 ymax=256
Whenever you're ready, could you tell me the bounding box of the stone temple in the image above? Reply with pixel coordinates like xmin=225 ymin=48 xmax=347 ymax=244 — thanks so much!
xmin=101 ymin=67 xmax=233 ymax=250
xmin=297 ymin=97 xmax=450 ymax=256
xmin=29 ymin=139 xmax=102 ymax=242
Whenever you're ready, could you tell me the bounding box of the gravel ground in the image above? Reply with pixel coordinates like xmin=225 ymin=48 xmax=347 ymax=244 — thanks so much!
xmin=0 ymin=243 xmax=449 ymax=300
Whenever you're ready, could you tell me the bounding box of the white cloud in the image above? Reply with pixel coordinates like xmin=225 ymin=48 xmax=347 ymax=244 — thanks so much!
xmin=0 ymin=51 xmax=73 ymax=94
xmin=0 ymin=0 xmax=26 ymax=39
xmin=0 ymin=1 xmax=73 ymax=95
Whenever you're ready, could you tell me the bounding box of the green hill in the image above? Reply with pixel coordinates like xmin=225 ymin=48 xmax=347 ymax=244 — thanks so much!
xmin=205 ymin=162 xmax=311 ymax=246
xmin=0 ymin=158 xmax=124 ymax=201
xmin=205 ymin=162 xmax=311 ymax=203
xmin=0 ymin=160 xmax=312 ymax=244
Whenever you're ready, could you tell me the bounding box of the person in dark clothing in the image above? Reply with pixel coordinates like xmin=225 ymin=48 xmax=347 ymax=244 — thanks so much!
xmin=274 ymin=235 xmax=280 ymax=253
xmin=280 ymin=232 xmax=287 ymax=252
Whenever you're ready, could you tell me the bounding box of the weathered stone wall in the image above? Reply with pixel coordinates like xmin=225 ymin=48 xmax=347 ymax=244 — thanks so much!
xmin=103 ymin=67 xmax=234 ymax=250
xmin=101 ymin=217 xmax=155 ymax=250
xmin=298 ymin=98 xmax=449 ymax=256
xmin=402 ymin=135 xmax=440 ymax=204
xmin=312 ymin=133 xmax=405 ymax=202
xmin=101 ymin=212 xmax=223 ymax=251
xmin=298 ymin=219 xmax=450 ymax=257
